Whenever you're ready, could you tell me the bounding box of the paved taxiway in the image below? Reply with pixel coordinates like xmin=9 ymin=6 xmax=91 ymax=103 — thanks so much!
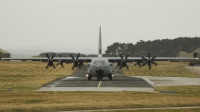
xmin=39 ymin=67 xmax=154 ymax=92
xmin=39 ymin=66 xmax=200 ymax=92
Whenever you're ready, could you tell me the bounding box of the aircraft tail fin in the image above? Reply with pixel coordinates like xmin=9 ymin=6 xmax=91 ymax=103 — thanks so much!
xmin=98 ymin=26 xmax=102 ymax=57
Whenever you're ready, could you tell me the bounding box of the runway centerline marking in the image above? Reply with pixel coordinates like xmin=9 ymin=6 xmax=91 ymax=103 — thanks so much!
xmin=96 ymin=81 xmax=102 ymax=91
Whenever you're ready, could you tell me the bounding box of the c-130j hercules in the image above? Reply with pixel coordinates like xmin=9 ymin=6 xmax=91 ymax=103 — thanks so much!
xmin=2 ymin=27 xmax=198 ymax=80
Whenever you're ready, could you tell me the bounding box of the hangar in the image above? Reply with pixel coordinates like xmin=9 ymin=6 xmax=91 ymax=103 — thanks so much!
xmin=179 ymin=48 xmax=200 ymax=59
xmin=0 ymin=48 xmax=10 ymax=60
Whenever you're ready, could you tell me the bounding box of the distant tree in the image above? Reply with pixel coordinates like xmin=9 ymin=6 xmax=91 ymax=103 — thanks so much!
xmin=104 ymin=37 xmax=200 ymax=57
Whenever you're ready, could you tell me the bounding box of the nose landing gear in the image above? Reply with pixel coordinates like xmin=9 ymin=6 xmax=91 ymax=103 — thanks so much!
xmin=97 ymin=77 xmax=103 ymax=81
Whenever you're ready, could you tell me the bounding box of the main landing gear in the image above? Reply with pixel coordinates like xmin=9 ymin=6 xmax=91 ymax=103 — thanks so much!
xmin=87 ymin=74 xmax=93 ymax=80
xmin=107 ymin=74 xmax=112 ymax=80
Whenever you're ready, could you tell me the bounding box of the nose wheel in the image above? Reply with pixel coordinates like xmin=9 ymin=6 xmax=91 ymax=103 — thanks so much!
xmin=98 ymin=77 xmax=103 ymax=81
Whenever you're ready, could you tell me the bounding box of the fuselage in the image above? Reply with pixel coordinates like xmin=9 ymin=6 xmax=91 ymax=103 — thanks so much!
xmin=87 ymin=58 xmax=113 ymax=77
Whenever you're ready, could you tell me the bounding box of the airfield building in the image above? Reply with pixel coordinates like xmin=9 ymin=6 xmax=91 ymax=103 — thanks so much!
xmin=0 ymin=48 xmax=10 ymax=60
xmin=178 ymin=48 xmax=200 ymax=59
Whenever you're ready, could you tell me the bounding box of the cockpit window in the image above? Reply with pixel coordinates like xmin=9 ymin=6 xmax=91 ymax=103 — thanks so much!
xmin=93 ymin=60 xmax=106 ymax=65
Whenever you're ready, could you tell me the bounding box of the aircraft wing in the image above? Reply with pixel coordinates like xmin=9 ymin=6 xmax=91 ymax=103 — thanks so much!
xmin=2 ymin=56 xmax=198 ymax=70
xmin=1 ymin=57 xmax=95 ymax=62
xmin=1 ymin=56 xmax=96 ymax=70
xmin=2 ymin=57 xmax=198 ymax=62
xmin=106 ymin=57 xmax=198 ymax=62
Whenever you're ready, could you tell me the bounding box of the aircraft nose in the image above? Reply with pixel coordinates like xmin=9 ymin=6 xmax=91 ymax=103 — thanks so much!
xmin=95 ymin=66 xmax=105 ymax=75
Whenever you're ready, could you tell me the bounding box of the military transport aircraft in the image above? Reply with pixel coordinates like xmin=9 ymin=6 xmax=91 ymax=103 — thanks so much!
xmin=2 ymin=27 xmax=198 ymax=81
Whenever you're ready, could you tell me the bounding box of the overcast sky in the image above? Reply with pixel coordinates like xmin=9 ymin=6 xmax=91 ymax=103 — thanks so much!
xmin=0 ymin=0 xmax=200 ymax=54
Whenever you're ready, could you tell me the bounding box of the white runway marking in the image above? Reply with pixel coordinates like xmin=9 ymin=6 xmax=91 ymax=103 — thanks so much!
xmin=96 ymin=81 xmax=101 ymax=91
xmin=134 ymin=76 xmax=200 ymax=86
xmin=142 ymin=78 xmax=155 ymax=87
xmin=132 ymin=76 xmax=155 ymax=87
xmin=65 ymin=76 xmax=81 ymax=79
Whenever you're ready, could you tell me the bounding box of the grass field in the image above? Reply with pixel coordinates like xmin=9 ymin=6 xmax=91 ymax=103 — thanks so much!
xmin=122 ymin=61 xmax=200 ymax=77
xmin=0 ymin=61 xmax=200 ymax=112
xmin=0 ymin=61 xmax=76 ymax=91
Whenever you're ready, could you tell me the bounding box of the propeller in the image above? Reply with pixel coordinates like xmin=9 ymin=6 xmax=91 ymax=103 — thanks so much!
xmin=56 ymin=54 xmax=64 ymax=68
xmin=134 ymin=55 xmax=142 ymax=68
xmin=141 ymin=51 xmax=158 ymax=70
xmin=70 ymin=53 xmax=81 ymax=70
xmin=115 ymin=62 xmax=121 ymax=68
xmin=118 ymin=53 xmax=130 ymax=70
xmin=45 ymin=53 xmax=56 ymax=69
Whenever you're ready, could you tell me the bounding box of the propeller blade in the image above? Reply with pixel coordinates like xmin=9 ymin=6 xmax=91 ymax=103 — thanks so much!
xmin=70 ymin=53 xmax=82 ymax=70
xmin=76 ymin=53 xmax=80 ymax=61
xmin=151 ymin=55 xmax=157 ymax=60
xmin=133 ymin=62 xmax=138 ymax=66
xmin=148 ymin=62 xmax=151 ymax=70
xmin=151 ymin=61 xmax=158 ymax=66
xmin=45 ymin=63 xmax=50 ymax=69
xmin=119 ymin=64 xmax=123 ymax=69
xmin=141 ymin=56 xmax=148 ymax=61
xmin=119 ymin=53 xmax=124 ymax=61
xmin=56 ymin=61 xmax=64 ymax=68
xmin=118 ymin=53 xmax=130 ymax=69
xmin=56 ymin=62 xmax=60 ymax=66
xmin=141 ymin=52 xmax=158 ymax=70
xmin=70 ymin=54 xmax=75 ymax=60
xmin=149 ymin=65 xmax=151 ymax=70
xmin=148 ymin=52 xmax=150 ymax=60
xmin=52 ymin=63 xmax=56 ymax=69
xmin=45 ymin=53 xmax=56 ymax=69
xmin=135 ymin=55 xmax=142 ymax=68
xmin=142 ymin=61 xmax=148 ymax=66
xmin=138 ymin=62 xmax=141 ymax=68
xmin=125 ymin=53 xmax=130 ymax=60
xmin=134 ymin=61 xmax=142 ymax=68
xmin=46 ymin=53 xmax=50 ymax=60
xmin=51 ymin=53 xmax=56 ymax=60
xmin=125 ymin=64 xmax=129 ymax=70
xmin=72 ymin=65 xmax=75 ymax=70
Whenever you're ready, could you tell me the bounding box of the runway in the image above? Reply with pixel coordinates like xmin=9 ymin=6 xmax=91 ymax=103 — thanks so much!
xmin=39 ymin=66 xmax=154 ymax=92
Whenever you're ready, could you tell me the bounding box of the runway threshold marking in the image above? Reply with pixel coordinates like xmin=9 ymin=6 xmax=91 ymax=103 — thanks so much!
xmin=96 ymin=81 xmax=102 ymax=91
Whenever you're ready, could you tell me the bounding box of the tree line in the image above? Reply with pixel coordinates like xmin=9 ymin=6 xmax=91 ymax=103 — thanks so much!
xmin=38 ymin=37 xmax=200 ymax=57
xmin=104 ymin=37 xmax=200 ymax=57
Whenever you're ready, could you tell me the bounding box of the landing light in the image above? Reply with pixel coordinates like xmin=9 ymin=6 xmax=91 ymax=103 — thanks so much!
xmin=112 ymin=75 xmax=114 ymax=76
xmin=86 ymin=74 xmax=89 ymax=77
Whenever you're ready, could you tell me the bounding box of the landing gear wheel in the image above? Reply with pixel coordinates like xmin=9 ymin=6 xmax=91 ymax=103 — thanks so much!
xmin=88 ymin=74 xmax=92 ymax=80
xmin=98 ymin=77 xmax=102 ymax=81
xmin=109 ymin=76 xmax=112 ymax=80
xmin=108 ymin=75 xmax=112 ymax=80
